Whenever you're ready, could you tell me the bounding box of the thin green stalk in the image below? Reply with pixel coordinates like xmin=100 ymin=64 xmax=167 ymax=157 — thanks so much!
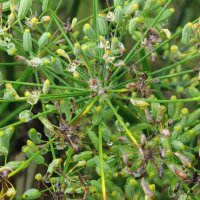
xmin=70 ymin=96 xmax=98 ymax=124
xmin=149 ymin=54 xmax=199 ymax=76
xmin=93 ymin=0 xmax=99 ymax=40
xmin=99 ymin=122 xmax=107 ymax=200
xmin=148 ymin=69 xmax=194 ymax=81
xmin=0 ymin=109 xmax=56 ymax=130
xmin=50 ymin=10 xmax=73 ymax=50
xmin=0 ymin=103 xmax=30 ymax=127
xmin=2 ymin=80 xmax=89 ymax=91
xmin=106 ymin=99 xmax=141 ymax=150
xmin=122 ymin=96 xmax=200 ymax=103
xmin=0 ymin=62 xmax=22 ymax=66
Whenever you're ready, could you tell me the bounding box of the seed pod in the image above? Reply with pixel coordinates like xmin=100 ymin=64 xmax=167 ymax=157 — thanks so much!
xmin=83 ymin=23 xmax=95 ymax=40
xmin=114 ymin=6 xmax=123 ymax=24
xmin=181 ymin=22 xmax=193 ymax=45
xmin=81 ymin=43 xmax=98 ymax=59
xmin=19 ymin=110 xmax=33 ymax=122
xmin=23 ymin=29 xmax=32 ymax=52
xmin=172 ymin=102 xmax=183 ymax=121
xmin=124 ymin=2 xmax=139 ymax=17
xmin=178 ymin=130 xmax=196 ymax=143
xmin=38 ymin=116 xmax=54 ymax=131
xmin=111 ymin=37 xmax=119 ymax=54
xmin=42 ymin=79 xmax=50 ymax=94
xmin=124 ymin=177 xmax=138 ymax=200
xmin=129 ymin=18 xmax=138 ymax=35
xmin=72 ymin=151 xmax=93 ymax=162
xmin=187 ymin=86 xmax=200 ymax=97
xmin=42 ymin=0 xmax=51 ymax=12
xmin=186 ymin=108 xmax=200 ymax=126
xmin=156 ymin=105 xmax=166 ymax=123
xmin=192 ymin=124 xmax=200 ymax=135
xmin=31 ymin=17 xmax=38 ymax=30
xmin=47 ymin=158 xmax=62 ymax=174
xmin=28 ymin=128 xmax=42 ymax=144
xmin=24 ymin=91 xmax=40 ymax=105
xmin=151 ymin=99 xmax=160 ymax=117
xmin=161 ymin=136 xmax=172 ymax=151
xmin=180 ymin=108 xmax=189 ymax=127
xmin=171 ymin=140 xmax=185 ymax=150
xmin=97 ymin=14 xmax=109 ymax=36
xmin=130 ymin=99 xmax=150 ymax=109
xmin=74 ymin=42 xmax=81 ymax=57
xmin=38 ymin=32 xmax=51 ymax=48
xmin=8 ymin=12 xmax=15 ymax=27
xmin=51 ymin=57 xmax=64 ymax=74
xmin=0 ymin=128 xmax=14 ymax=156
xmin=158 ymin=8 xmax=175 ymax=22
xmin=18 ymin=0 xmax=32 ymax=19
xmin=41 ymin=15 xmax=51 ymax=24
xmin=56 ymin=49 xmax=70 ymax=60
xmin=171 ymin=125 xmax=182 ymax=140
xmin=22 ymin=188 xmax=41 ymax=200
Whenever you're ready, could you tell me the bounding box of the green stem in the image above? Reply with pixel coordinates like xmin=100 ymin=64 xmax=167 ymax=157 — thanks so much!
xmin=106 ymin=99 xmax=141 ymax=149
xmin=99 ymin=122 xmax=107 ymax=200
xmin=0 ymin=109 xmax=56 ymax=131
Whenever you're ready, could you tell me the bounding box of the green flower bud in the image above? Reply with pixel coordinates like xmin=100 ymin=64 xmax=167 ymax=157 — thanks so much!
xmin=31 ymin=17 xmax=38 ymax=30
xmin=8 ymin=12 xmax=15 ymax=27
xmin=83 ymin=23 xmax=95 ymax=40
xmin=114 ymin=6 xmax=123 ymax=24
xmin=111 ymin=37 xmax=119 ymax=54
xmin=181 ymin=22 xmax=193 ymax=45
xmin=97 ymin=14 xmax=109 ymax=36
xmin=74 ymin=42 xmax=81 ymax=57
xmin=124 ymin=2 xmax=139 ymax=17
xmin=42 ymin=79 xmax=50 ymax=94
xmin=35 ymin=173 xmax=43 ymax=181
xmin=38 ymin=32 xmax=51 ymax=48
xmin=23 ymin=29 xmax=32 ymax=52
xmin=51 ymin=57 xmax=64 ymax=74
xmin=187 ymin=86 xmax=200 ymax=97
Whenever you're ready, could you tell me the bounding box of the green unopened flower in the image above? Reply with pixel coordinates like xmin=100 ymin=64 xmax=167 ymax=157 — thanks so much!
xmin=42 ymin=79 xmax=50 ymax=94
xmin=23 ymin=29 xmax=32 ymax=52
xmin=83 ymin=23 xmax=95 ymax=40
